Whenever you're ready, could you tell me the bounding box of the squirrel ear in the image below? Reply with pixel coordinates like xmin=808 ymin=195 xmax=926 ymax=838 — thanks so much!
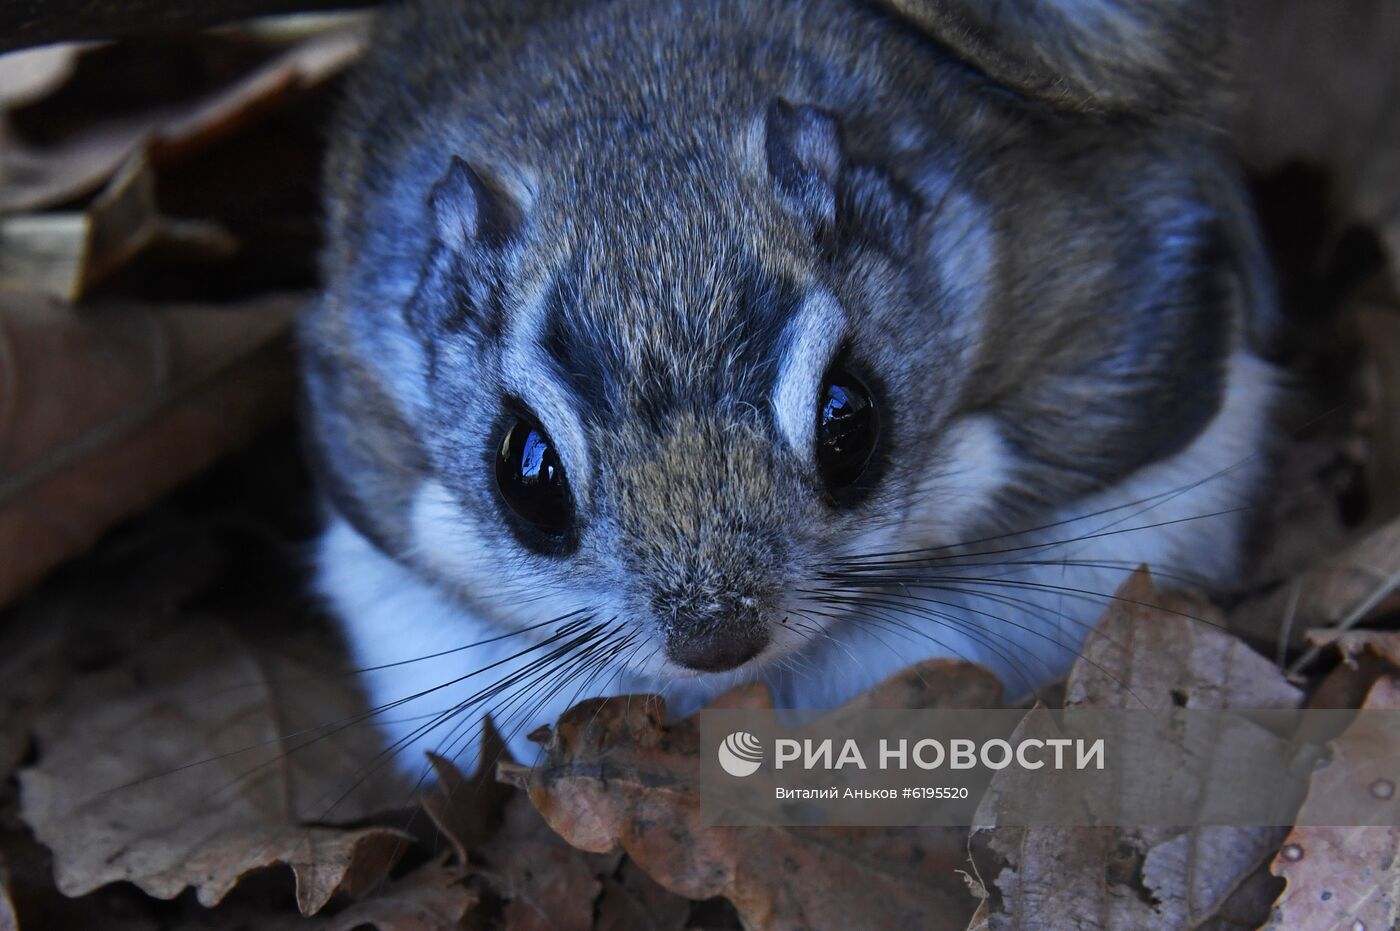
xmin=765 ymin=99 xmax=845 ymax=233
xmin=428 ymin=157 xmax=514 ymax=252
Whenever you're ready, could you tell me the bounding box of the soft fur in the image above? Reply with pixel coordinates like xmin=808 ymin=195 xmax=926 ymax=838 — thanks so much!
xmin=301 ymin=0 xmax=1280 ymax=767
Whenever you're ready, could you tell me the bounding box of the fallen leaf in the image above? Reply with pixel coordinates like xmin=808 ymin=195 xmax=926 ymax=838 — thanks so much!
xmin=1233 ymin=517 xmax=1400 ymax=673
xmin=0 ymin=117 xmax=153 ymax=214
xmin=1307 ymin=628 xmax=1400 ymax=671
xmin=0 ymin=2 xmax=367 ymax=54
xmin=1193 ymin=858 xmax=1284 ymax=931
xmin=510 ymin=661 xmax=997 ymax=931
xmin=420 ymin=721 xmax=514 ymax=865
xmin=477 ymin=794 xmax=622 ymax=931
xmin=974 ymin=570 xmax=1301 ymax=931
xmin=1067 ymin=569 xmax=1303 ymax=711
xmin=425 ymin=728 xmax=693 ymax=931
xmin=0 ymin=290 xmax=299 ymax=607
xmin=0 ymin=27 xmax=365 ymax=214
xmin=147 ymin=28 xmax=363 ymax=166
xmin=17 ymin=615 xmax=410 ymax=915
xmin=0 ymin=44 xmax=82 ymax=109
xmin=0 ymin=154 xmax=238 ymax=301
xmin=290 ymin=855 xmax=476 ymax=931
xmin=594 ymin=858 xmax=691 ymax=931
xmin=1262 ymin=676 xmax=1400 ymax=930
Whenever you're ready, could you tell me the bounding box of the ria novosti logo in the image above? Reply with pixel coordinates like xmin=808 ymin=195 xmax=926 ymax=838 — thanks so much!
xmin=717 ymin=731 xmax=764 ymax=777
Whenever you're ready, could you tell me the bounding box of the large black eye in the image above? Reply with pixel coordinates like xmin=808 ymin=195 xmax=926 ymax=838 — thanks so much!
xmin=816 ymin=366 xmax=880 ymax=494
xmin=495 ymin=416 xmax=574 ymax=538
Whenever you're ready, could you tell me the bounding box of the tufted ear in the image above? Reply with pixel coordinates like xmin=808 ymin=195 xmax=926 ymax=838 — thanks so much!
xmin=409 ymin=158 xmax=519 ymax=340
xmin=885 ymin=0 xmax=1231 ymax=117
xmin=765 ymin=98 xmax=846 ymax=235
xmin=427 ymin=156 xmax=516 ymax=253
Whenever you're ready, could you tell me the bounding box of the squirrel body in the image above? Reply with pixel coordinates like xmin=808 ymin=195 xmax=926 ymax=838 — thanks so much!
xmin=302 ymin=0 xmax=1279 ymax=765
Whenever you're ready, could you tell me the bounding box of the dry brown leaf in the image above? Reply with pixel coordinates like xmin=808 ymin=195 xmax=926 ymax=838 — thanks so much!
xmin=476 ymin=792 xmax=622 ymax=931
xmin=1067 ymin=570 xmax=1298 ymax=929
xmin=149 ymin=28 xmax=363 ymax=165
xmin=0 ymin=44 xmax=82 ymax=109
xmin=1232 ymin=517 xmax=1400 ymax=669
xmin=594 ymin=858 xmax=691 ymax=931
xmin=0 ymin=290 xmax=298 ymax=606
xmin=1262 ymin=676 xmax=1400 ymax=930
xmin=1192 ymin=858 xmax=1286 ymax=931
xmin=1067 ymin=570 xmax=1303 ymax=711
xmin=1234 ymin=0 xmax=1400 ymax=288
xmin=0 ymin=2 xmax=363 ymax=53
xmin=421 ymin=721 xmax=514 ymax=865
xmin=0 ymin=155 xmax=238 ymax=301
xmin=289 ymin=855 xmax=477 ymax=931
xmin=1307 ymin=628 xmax=1400 ymax=672
xmin=427 ymin=729 xmax=688 ymax=931
xmin=0 ymin=27 xmax=364 ymax=214
xmin=17 ymin=615 xmax=410 ymax=915
xmin=973 ymin=570 xmax=1301 ymax=931
xmin=509 ymin=661 xmax=998 ymax=931
xmin=0 ymin=118 xmax=152 ymax=214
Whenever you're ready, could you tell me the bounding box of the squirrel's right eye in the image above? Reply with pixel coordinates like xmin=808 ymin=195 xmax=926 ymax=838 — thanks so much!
xmin=816 ymin=365 xmax=880 ymax=497
xmin=495 ymin=417 xmax=574 ymax=539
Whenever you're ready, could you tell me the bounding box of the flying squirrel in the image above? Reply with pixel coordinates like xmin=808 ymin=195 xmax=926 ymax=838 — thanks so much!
xmin=299 ymin=0 xmax=1280 ymax=766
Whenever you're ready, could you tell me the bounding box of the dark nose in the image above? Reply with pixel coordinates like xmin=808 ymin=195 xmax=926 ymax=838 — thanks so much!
xmin=665 ymin=620 xmax=770 ymax=672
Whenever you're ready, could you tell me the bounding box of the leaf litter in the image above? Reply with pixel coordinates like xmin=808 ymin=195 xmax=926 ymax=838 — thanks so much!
xmin=1 ymin=3 xmax=1400 ymax=931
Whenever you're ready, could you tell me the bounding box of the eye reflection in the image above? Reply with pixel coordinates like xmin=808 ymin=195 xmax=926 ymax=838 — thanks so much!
xmin=520 ymin=430 xmax=552 ymax=481
xmin=816 ymin=366 xmax=879 ymax=495
xmin=495 ymin=415 xmax=574 ymax=539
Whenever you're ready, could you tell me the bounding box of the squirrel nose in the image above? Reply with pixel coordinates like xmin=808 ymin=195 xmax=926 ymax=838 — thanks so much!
xmin=665 ymin=617 xmax=770 ymax=672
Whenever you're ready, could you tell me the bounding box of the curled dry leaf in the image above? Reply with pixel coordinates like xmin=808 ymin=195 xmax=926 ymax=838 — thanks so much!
xmin=0 ymin=27 xmax=365 ymax=214
xmin=509 ymin=661 xmax=999 ymax=931
xmin=426 ymin=734 xmax=684 ymax=931
xmin=148 ymin=27 xmax=364 ymax=165
xmin=477 ymin=793 xmax=623 ymax=931
xmin=0 ymin=44 xmax=81 ymax=109
xmin=1307 ymin=628 xmax=1400 ymax=672
xmin=0 ymin=290 xmax=298 ymax=607
xmin=17 ymin=617 xmax=410 ymax=915
xmin=0 ymin=155 xmax=238 ymax=301
xmin=0 ymin=118 xmax=152 ymax=218
xmin=1066 ymin=570 xmax=1303 ymax=712
xmin=0 ymin=0 xmax=366 ymax=54
xmin=420 ymin=721 xmax=514 ymax=865
xmin=593 ymin=858 xmax=691 ymax=931
xmin=973 ymin=570 xmax=1300 ymax=931
xmin=1232 ymin=517 xmax=1400 ymax=668
xmin=1262 ymin=676 xmax=1400 ymax=930
xmin=289 ymin=855 xmax=476 ymax=931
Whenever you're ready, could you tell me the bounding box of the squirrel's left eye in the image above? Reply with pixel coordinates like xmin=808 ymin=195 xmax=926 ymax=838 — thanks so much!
xmin=495 ymin=415 xmax=575 ymax=547
xmin=816 ymin=365 xmax=880 ymax=496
